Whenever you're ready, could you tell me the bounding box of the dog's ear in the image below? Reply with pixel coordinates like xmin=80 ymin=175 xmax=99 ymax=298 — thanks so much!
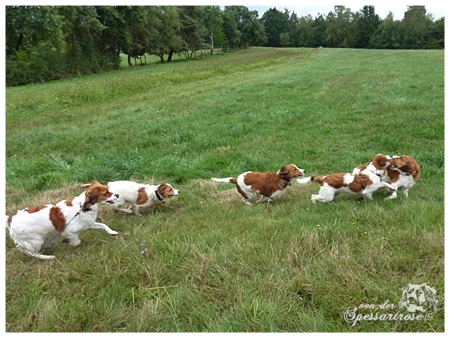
xmin=278 ymin=166 xmax=289 ymax=176
xmin=84 ymin=186 xmax=99 ymax=206
xmin=82 ymin=181 xmax=101 ymax=208
xmin=158 ymin=183 xmax=168 ymax=191
xmin=79 ymin=180 xmax=99 ymax=189
xmin=399 ymin=164 xmax=410 ymax=172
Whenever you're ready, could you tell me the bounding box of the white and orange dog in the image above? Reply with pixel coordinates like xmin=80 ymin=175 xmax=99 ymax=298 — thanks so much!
xmin=212 ymin=164 xmax=305 ymax=205
xmin=297 ymin=155 xmax=396 ymax=203
xmin=107 ymin=180 xmax=180 ymax=216
xmin=353 ymin=154 xmax=420 ymax=199
xmin=5 ymin=181 xmax=120 ymax=260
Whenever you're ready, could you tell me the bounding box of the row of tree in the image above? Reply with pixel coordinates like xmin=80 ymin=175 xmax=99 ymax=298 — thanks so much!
xmin=6 ymin=5 xmax=444 ymax=87
xmin=264 ymin=5 xmax=444 ymax=49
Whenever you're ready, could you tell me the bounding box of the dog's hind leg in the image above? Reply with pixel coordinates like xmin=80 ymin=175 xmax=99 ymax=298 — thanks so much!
xmin=17 ymin=245 xmax=55 ymax=260
xmin=312 ymin=187 xmax=335 ymax=203
xmin=61 ymin=233 xmax=82 ymax=246
xmin=131 ymin=205 xmax=143 ymax=216
xmin=115 ymin=207 xmax=133 ymax=214
xmin=256 ymin=196 xmax=273 ymax=204
xmin=237 ymin=186 xmax=254 ymax=205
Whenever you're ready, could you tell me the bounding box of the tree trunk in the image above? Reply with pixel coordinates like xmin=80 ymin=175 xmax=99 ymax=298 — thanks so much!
xmin=127 ymin=53 xmax=132 ymax=66
xmin=15 ymin=32 xmax=24 ymax=52
xmin=167 ymin=48 xmax=174 ymax=62
xmin=210 ymin=32 xmax=214 ymax=55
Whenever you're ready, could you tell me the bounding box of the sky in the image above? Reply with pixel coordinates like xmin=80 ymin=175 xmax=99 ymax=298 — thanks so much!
xmin=140 ymin=1 xmax=446 ymax=21
xmin=245 ymin=2 xmax=446 ymax=20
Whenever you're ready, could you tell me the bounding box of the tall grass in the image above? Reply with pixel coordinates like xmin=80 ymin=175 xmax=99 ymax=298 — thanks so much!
xmin=5 ymin=47 xmax=444 ymax=332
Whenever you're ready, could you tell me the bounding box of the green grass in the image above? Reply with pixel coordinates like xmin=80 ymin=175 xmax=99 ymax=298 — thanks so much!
xmin=5 ymin=47 xmax=444 ymax=332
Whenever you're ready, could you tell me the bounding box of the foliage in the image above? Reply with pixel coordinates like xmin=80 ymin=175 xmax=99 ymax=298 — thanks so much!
xmin=261 ymin=8 xmax=290 ymax=47
xmin=5 ymin=5 xmax=445 ymax=87
xmin=353 ymin=6 xmax=381 ymax=48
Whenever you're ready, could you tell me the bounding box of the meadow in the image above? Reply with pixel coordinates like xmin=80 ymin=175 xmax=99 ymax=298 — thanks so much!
xmin=4 ymin=47 xmax=444 ymax=332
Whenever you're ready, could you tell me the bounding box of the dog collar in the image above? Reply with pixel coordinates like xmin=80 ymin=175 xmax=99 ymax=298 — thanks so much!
xmin=80 ymin=202 xmax=92 ymax=212
xmin=155 ymin=190 xmax=163 ymax=201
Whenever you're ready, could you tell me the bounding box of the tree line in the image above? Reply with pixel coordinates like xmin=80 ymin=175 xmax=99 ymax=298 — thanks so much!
xmin=6 ymin=5 xmax=444 ymax=87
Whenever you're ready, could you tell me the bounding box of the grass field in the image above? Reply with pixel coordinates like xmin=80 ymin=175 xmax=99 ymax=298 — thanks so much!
xmin=4 ymin=47 xmax=444 ymax=332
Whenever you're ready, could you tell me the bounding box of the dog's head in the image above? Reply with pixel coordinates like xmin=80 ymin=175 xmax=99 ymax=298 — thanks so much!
xmin=80 ymin=181 xmax=119 ymax=209
xmin=157 ymin=183 xmax=180 ymax=199
xmin=277 ymin=164 xmax=306 ymax=181
xmin=389 ymin=155 xmax=420 ymax=180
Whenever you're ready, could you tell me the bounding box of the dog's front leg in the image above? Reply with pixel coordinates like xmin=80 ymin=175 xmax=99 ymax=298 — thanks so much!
xmin=91 ymin=222 xmax=119 ymax=235
xmin=381 ymin=183 xmax=397 ymax=200
xmin=384 ymin=183 xmax=399 ymax=199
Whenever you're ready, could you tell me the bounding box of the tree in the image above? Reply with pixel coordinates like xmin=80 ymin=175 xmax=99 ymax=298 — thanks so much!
xmin=279 ymin=32 xmax=290 ymax=47
xmin=224 ymin=6 xmax=266 ymax=47
xmin=309 ymin=14 xmax=327 ymax=47
xmin=287 ymin=11 xmax=299 ymax=46
xmin=370 ymin=12 xmax=402 ymax=49
xmin=6 ymin=6 xmax=66 ymax=85
xmin=401 ymin=5 xmax=434 ymax=49
xmin=178 ymin=6 xmax=206 ymax=58
xmin=325 ymin=6 xmax=354 ymax=48
xmin=155 ymin=6 xmax=183 ymax=62
xmin=201 ymin=6 xmax=224 ymax=55
xmin=6 ymin=6 xmax=64 ymax=55
xmin=430 ymin=17 xmax=445 ymax=48
xmin=95 ymin=6 xmax=130 ymax=67
xmin=221 ymin=8 xmax=241 ymax=51
xmin=353 ymin=5 xmax=380 ymax=48
xmin=57 ymin=6 xmax=107 ymax=72
xmin=261 ymin=7 xmax=290 ymax=47
xmin=114 ymin=6 xmax=151 ymax=66
xmin=295 ymin=14 xmax=314 ymax=47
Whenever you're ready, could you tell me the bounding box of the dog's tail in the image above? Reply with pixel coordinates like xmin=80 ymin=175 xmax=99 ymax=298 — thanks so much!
xmin=212 ymin=177 xmax=238 ymax=185
xmin=296 ymin=176 xmax=322 ymax=184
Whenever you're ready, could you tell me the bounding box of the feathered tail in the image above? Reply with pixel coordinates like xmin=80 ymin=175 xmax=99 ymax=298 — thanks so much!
xmin=296 ymin=177 xmax=315 ymax=184
xmin=212 ymin=177 xmax=238 ymax=185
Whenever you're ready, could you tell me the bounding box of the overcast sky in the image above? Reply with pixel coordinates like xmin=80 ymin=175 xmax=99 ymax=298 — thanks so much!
xmin=244 ymin=1 xmax=446 ymax=20
xmin=246 ymin=0 xmax=445 ymax=20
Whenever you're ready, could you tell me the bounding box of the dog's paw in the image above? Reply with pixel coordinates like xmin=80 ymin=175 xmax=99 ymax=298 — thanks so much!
xmin=110 ymin=231 xmax=119 ymax=236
